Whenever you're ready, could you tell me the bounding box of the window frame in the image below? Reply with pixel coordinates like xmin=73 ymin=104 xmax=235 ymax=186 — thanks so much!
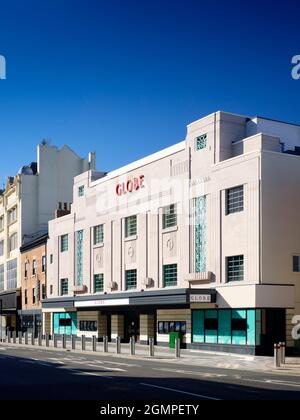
xmin=60 ymin=278 xmax=69 ymax=296
xmin=78 ymin=185 xmax=85 ymax=197
xmin=125 ymin=269 xmax=137 ymax=290
xmin=94 ymin=273 xmax=104 ymax=293
xmin=226 ymin=255 xmax=244 ymax=283
xmin=162 ymin=204 xmax=177 ymax=229
xmin=195 ymin=133 xmax=207 ymax=151
xmin=163 ymin=264 xmax=178 ymax=288
xmin=125 ymin=215 xmax=137 ymax=238
xmin=94 ymin=224 xmax=104 ymax=245
xmin=293 ymin=255 xmax=300 ymax=273
xmin=226 ymin=185 xmax=244 ymax=215
xmin=60 ymin=234 xmax=69 ymax=253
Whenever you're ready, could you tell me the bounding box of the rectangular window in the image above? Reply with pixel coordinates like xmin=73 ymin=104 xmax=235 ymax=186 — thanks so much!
xmin=94 ymin=225 xmax=104 ymax=245
xmin=7 ymin=258 xmax=17 ymax=289
xmin=79 ymin=321 xmax=97 ymax=332
xmin=0 ymin=240 xmax=4 ymax=257
xmin=0 ymin=264 xmax=4 ymax=292
xmin=61 ymin=234 xmax=68 ymax=252
xmin=227 ymin=255 xmax=244 ymax=282
xmin=32 ymin=288 xmax=36 ymax=304
xmin=293 ymin=255 xmax=300 ymax=272
xmin=78 ymin=185 xmax=85 ymax=197
xmin=61 ymin=279 xmax=69 ymax=296
xmin=163 ymin=204 xmax=177 ymax=229
xmin=94 ymin=273 xmax=104 ymax=293
xmin=125 ymin=215 xmax=137 ymax=238
xmin=8 ymin=207 xmax=17 ymax=224
xmin=226 ymin=185 xmax=244 ymax=214
xmin=232 ymin=310 xmax=247 ymax=345
xmin=50 ymin=254 xmax=53 ymax=264
xmin=24 ymin=262 xmax=28 ymax=278
xmin=125 ymin=269 xmax=137 ymax=290
xmin=24 ymin=289 xmax=28 ymax=305
xmin=42 ymin=284 xmax=46 ymax=300
xmin=204 ymin=310 xmax=218 ymax=344
xmin=32 ymin=259 xmax=37 ymax=276
xmin=195 ymin=134 xmax=207 ymax=151
xmin=50 ymin=285 xmax=53 ymax=295
xmin=0 ymin=216 xmax=4 ymax=231
xmin=163 ymin=264 xmax=177 ymax=287
xmin=76 ymin=230 xmax=84 ymax=286
xmin=9 ymin=233 xmax=17 ymax=252
xmin=42 ymin=255 xmax=46 ymax=273
xmin=192 ymin=309 xmax=261 ymax=346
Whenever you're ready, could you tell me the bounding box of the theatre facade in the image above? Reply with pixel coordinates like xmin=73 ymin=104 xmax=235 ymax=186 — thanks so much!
xmin=42 ymin=111 xmax=300 ymax=355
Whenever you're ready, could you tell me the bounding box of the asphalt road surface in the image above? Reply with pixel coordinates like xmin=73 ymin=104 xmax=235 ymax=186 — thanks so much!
xmin=0 ymin=345 xmax=299 ymax=400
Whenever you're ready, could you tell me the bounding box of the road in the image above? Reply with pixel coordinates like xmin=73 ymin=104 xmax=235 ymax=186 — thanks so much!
xmin=0 ymin=345 xmax=299 ymax=400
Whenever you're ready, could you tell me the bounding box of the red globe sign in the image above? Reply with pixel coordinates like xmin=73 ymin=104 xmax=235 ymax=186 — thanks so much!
xmin=116 ymin=175 xmax=145 ymax=196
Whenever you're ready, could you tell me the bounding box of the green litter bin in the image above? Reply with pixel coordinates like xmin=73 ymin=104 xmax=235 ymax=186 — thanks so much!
xmin=169 ymin=332 xmax=181 ymax=349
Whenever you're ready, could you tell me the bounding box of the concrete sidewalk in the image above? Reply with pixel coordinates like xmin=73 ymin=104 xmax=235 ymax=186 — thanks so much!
xmin=1 ymin=338 xmax=300 ymax=375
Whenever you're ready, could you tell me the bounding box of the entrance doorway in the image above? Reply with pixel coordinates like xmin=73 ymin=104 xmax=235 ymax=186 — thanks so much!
xmin=125 ymin=312 xmax=140 ymax=342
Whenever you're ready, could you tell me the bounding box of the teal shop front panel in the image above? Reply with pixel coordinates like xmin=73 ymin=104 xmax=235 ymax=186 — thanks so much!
xmin=205 ymin=330 xmax=218 ymax=344
xmin=232 ymin=310 xmax=246 ymax=345
xmin=218 ymin=310 xmax=231 ymax=344
xmin=247 ymin=310 xmax=256 ymax=346
xmin=71 ymin=313 xmax=78 ymax=335
xmin=59 ymin=313 xmax=66 ymax=335
xmin=53 ymin=313 xmax=60 ymax=334
xmin=192 ymin=311 xmax=204 ymax=343
xmin=232 ymin=331 xmax=246 ymax=345
xmin=205 ymin=310 xmax=218 ymax=344
xmin=255 ymin=310 xmax=262 ymax=346
xmin=65 ymin=313 xmax=72 ymax=336
xmin=232 ymin=310 xmax=246 ymax=319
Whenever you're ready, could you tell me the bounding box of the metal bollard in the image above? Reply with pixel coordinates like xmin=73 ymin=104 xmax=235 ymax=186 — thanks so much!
xmin=45 ymin=334 xmax=49 ymax=347
xmin=175 ymin=338 xmax=181 ymax=358
xmin=279 ymin=342 xmax=286 ymax=365
xmin=62 ymin=334 xmax=66 ymax=349
xmin=116 ymin=336 xmax=121 ymax=354
xmin=103 ymin=336 xmax=108 ymax=353
xmin=81 ymin=335 xmax=86 ymax=351
xmin=7 ymin=331 xmax=11 ymax=343
xmin=25 ymin=331 xmax=28 ymax=345
xmin=31 ymin=333 xmax=35 ymax=346
xmin=149 ymin=338 xmax=155 ymax=357
xmin=38 ymin=332 xmax=42 ymax=346
xmin=13 ymin=331 xmax=16 ymax=344
xmin=71 ymin=334 xmax=76 ymax=350
xmin=92 ymin=335 xmax=97 ymax=352
xmin=130 ymin=337 xmax=135 ymax=356
xmin=18 ymin=332 xmax=22 ymax=345
xmin=54 ymin=334 xmax=58 ymax=348
xmin=274 ymin=343 xmax=281 ymax=368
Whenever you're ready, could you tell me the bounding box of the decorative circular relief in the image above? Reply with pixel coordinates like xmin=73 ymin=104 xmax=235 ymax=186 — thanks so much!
xmin=96 ymin=253 xmax=102 ymax=264
xmin=128 ymin=246 xmax=134 ymax=257
xmin=166 ymin=238 xmax=174 ymax=251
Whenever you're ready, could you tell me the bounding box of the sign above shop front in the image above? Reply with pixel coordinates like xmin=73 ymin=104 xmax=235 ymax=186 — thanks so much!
xmin=75 ymin=298 xmax=130 ymax=308
xmin=189 ymin=294 xmax=212 ymax=303
xmin=116 ymin=175 xmax=145 ymax=196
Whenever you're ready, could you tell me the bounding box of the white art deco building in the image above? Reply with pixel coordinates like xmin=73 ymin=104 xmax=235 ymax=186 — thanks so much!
xmin=43 ymin=111 xmax=300 ymax=355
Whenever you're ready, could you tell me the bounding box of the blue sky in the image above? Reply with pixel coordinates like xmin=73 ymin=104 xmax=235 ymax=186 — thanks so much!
xmin=0 ymin=0 xmax=299 ymax=184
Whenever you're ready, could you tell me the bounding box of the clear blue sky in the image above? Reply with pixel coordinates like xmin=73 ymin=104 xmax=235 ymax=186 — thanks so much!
xmin=0 ymin=0 xmax=299 ymax=184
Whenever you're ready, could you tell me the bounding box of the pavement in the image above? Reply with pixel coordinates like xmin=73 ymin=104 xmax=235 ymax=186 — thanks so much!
xmin=2 ymin=338 xmax=300 ymax=375
xmin=0 ymin=343 xmax=300 ymax=400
